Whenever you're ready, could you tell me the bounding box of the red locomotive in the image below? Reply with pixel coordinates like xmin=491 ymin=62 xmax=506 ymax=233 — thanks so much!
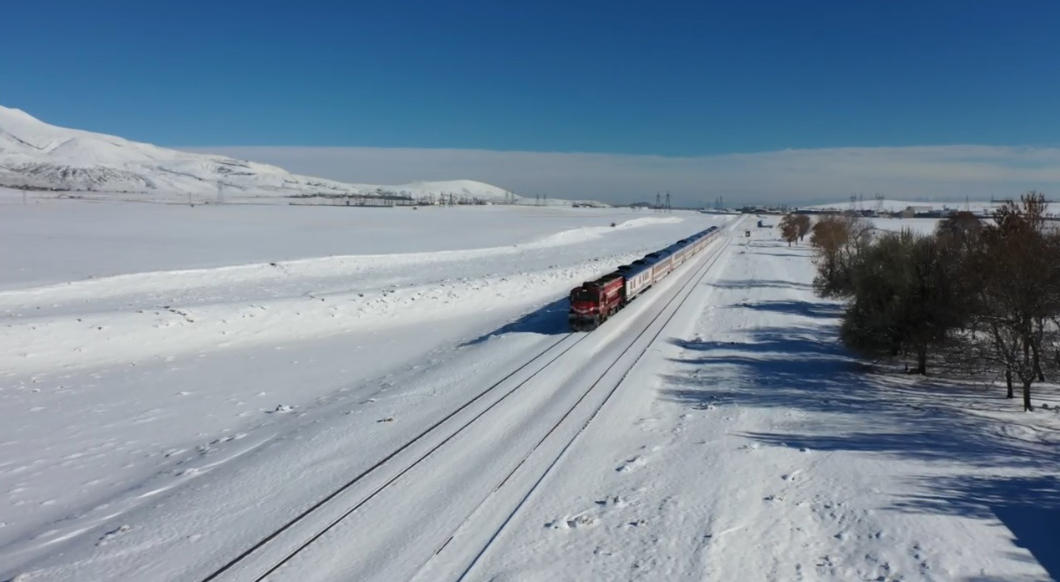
xmin=568 ymin=271 xmax=625 ymax=331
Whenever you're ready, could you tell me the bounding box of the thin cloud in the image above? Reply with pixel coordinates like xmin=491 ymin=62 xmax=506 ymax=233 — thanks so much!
xmin=181 ymin=145 xmax=1060 ymax=206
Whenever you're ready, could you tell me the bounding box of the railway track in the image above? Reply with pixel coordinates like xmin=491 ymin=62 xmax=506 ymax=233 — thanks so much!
xmin=425 ymin=234 xmax=732 ymax=582
xmin=198 ymin=333 xmax=590 ymax=582
xmin=198 ymin=232 xmax=732 ymax=582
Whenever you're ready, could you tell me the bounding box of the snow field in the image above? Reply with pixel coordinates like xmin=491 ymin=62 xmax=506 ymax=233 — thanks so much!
xmin=809 ymin=198 xmax=1060 ymax=218
xmin=0 ymin=203 xmax=728 ymax=580
xmin=94 ymin=220 xmax=727 ymax=582
xmin=471 ymin=227 xmax=1058 ymax=582
xmin=3 ymin=203 xmax=1057 ymax=581
xmin=0 ymin=194 xmax=678 ymax=290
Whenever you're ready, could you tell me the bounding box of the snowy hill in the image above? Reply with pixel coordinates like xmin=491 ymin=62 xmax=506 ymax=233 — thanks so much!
xmin=0 ymin=106 xmax=544 ymax=204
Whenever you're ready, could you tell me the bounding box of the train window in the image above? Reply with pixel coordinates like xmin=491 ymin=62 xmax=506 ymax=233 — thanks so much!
xmin=572 ymin=289 xmax=596 ymax=302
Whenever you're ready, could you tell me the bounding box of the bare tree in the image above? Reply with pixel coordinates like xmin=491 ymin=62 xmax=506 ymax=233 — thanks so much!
xmin=840 ymin=230 xmax=963 ymax=374
xmin=810 ymin=214 xmax=874 ymax=298
xmin=935 ymin=211 xmax=983 ymax=247
xmin=971 ymin=192 xmax=1060 ymax=410
xmin=777 ymin=214 xmax=799 ymax=246
xmin=795 ymin=214 xmax=811 ymax=242
xmin=929 ymin=210 xmax=1001 ymax=380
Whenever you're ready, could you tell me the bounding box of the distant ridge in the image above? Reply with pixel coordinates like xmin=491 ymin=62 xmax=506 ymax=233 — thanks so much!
xmin=0 ymin=105 xmax=593 ymax=205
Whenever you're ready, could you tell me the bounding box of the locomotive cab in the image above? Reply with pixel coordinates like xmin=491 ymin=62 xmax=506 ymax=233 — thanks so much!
xmin=570 ymin=285 xmax=598 ymax=308
xmin=569 ymin=272 xmax=626 ymax=332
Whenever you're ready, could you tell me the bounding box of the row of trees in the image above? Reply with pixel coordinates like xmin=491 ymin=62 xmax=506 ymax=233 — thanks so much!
xmin=788 ymin=193 xmax=1060 ymax=411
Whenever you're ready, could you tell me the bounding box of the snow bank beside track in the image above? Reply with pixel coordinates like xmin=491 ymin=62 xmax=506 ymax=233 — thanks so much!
xmin=0 ymin=257 xmax=635 ymax=375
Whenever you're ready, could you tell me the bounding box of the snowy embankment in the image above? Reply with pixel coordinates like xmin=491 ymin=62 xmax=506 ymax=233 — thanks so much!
xmin=2 ymin=205 xmax=1057 ymax=582
xmin=0 ymin=195 xmax=638 ymax=289
xmin=0 ymin=202 xmax=723 ymax=579
xmin=0 ymin=215 xmax=680 ymax=373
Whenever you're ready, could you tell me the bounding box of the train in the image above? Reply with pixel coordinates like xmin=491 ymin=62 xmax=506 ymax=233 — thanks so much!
xmin=568 ymin=226 xmax=722 ymax=331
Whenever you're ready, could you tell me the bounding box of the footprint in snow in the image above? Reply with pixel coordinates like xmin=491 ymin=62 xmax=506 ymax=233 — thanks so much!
xmin=546 ymin=494 xmax=628 ymax=531
xmin=595 ymin=495 xmax=628 ymax=508
xmin=96 ymin=524 xmax=131 ymax=546
xmin=545 ymin=514 xmax=597 ymax=530
xmin=616 ymin=456 xmax=647 ymax=472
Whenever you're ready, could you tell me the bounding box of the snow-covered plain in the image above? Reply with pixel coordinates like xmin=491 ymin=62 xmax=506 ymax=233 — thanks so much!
xmin=1 ymin=202 xmax=1057 ymax=582
xmin=0 ymin=189 xmax=630 ymax=290
xmin=808 ymin=198 xmax=1060 ymax=219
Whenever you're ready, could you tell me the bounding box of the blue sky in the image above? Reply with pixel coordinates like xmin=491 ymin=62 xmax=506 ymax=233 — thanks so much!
xmin=3 ymin=0 xmax=1058 ymax=156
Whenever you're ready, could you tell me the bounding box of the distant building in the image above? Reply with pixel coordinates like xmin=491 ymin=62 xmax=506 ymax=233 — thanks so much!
xmin=898 ymin=205 xmax=933 ymax=218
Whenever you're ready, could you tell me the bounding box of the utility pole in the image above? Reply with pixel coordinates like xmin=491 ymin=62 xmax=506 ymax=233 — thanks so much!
xmin=665 ymin=191 xmax=671 ymax=213
xmin=655 ymin=192 xmax=662 ymax=213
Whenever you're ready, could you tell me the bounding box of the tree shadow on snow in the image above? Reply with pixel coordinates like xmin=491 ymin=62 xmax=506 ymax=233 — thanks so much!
xmin=745 ymin=247 xmax=813 ymax=258
xmin=460 ymin=296 xmax=570 ymax=346
xmin=730 ymin=299 xmax=844 ymax=319
xmin=741 ymin=236 xmax=810 ymax=250
xmin=665 ymin=325 xmax=1060 ymax=469
xmin=660 ymin=323 xmax=1060 ymax=578
xmin=664 ymin=325 xmax=875 ymax=417
xmin=894 ymin=474 xmax=1060 ymax=582
xmin=710 ymin=279 xmax=814 ymax=291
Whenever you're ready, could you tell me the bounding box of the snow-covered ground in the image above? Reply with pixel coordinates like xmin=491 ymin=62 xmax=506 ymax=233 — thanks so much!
xmin=0 ymin=190 xmax=637 ymax=289
xmin=807 ymin=198 xmax=1060 ymax=218
xmin=472 ymin=233 xmax=1060 ymax=582
xmin=1 ymin=202 xmax=1057 ymax=582
xmin=869 ymin=217 xmax=944 ymax=235
xmin=807 ymin=199 xmax=985 ymax=213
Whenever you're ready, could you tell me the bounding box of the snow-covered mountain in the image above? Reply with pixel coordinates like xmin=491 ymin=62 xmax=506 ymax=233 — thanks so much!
xmin=0 ymin=106 xmax=537 ymax=204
